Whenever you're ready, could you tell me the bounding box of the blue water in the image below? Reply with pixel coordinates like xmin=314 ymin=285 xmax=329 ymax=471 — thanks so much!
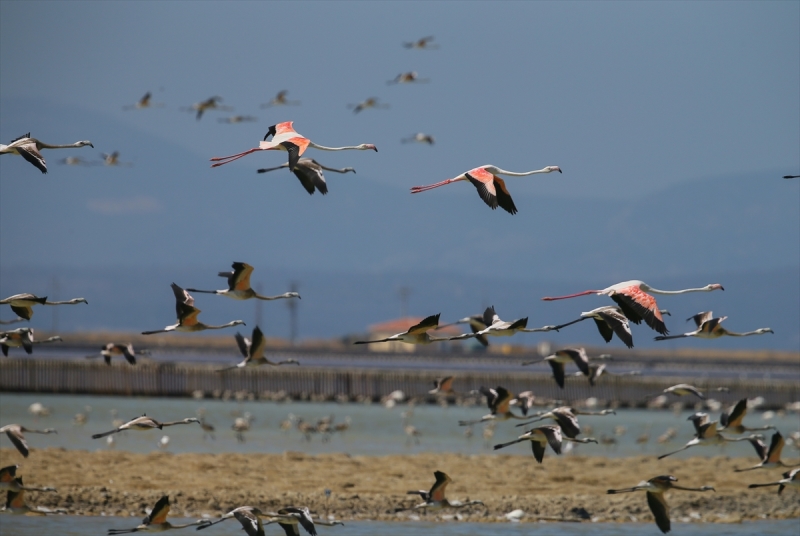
xmin=1 ymin=392 xmax=798 ymax=459
xmin=0 ymin=516 xmax=798 ymax=535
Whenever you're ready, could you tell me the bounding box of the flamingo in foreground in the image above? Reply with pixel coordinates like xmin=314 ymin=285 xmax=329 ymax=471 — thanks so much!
xmin=91 ymin=414 xmax=199 ymax=439
xmin=142 ymin=283 xmax=244 ymax=335
xmin=654 ymin=311 xmax=773 ymax=341
xmin=1 ymin=133 xmax=93 ymax=173
xmin=548 ymin=306 xmax=671 ymax=349
xmin=542 ymin=280 xmax=724 ymax=336
xmin=521 ymin=348 xmax=591 ymax=389
xmin=187 ymin=262 xmax=300 ymax=301
xmin=719 ymin=398 xmax=777 ymax=434
xmin=748 ymin=468 xmax=800 ymax=494
xmin=210 ymin=121 xmax=377 ymax=171
xmin=398 ymin=471 xmax=483 ymax=512
xmin=354 ymin=314 xmax=445 ymax=345
xmin=736 ymin=432 xmax=800 ymax=472
xmin=257 ymin=158 xmax=355 ymax=195
xmin=0 ymin=293 xmax=88 ymax=321
xmin=0 ymin=424 xmax=57 ymax=458
xmin=0 ymin=465 xmax=56 ymax=493
xmin=0 ymin=328 xmax=62 ymax=356
xmin=447 ymin=306 xmax=555 ymax=341
xmin=607 ymin=475 xmax=715 ymax=534
xmin=108 ymin=495 xmax=209 ymax=533
xmin=657 ymin=415 xmax=763 ymax=459
xmin=218 ymin=326 xmax=300 ymax=371
xmin=410 ymin=165 xmax=561 ymax=215
xmin=458 ymin=386 xmax=528 ymax=426
xmin=494 ymin=424 xmax=597 ymax=462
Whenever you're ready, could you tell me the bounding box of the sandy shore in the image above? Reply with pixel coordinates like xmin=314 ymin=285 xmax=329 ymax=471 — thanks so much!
xmin=2 ymin=448 xmax=797 ymax=524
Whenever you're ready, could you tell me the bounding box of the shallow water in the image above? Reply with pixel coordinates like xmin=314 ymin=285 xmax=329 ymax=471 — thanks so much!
xmin=0 ymin=516 xmax=798 ymax=536
xmin=1 ymin=392 xmax=798 ymax=459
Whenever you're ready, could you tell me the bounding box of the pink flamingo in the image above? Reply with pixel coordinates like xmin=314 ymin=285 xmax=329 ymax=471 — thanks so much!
xmin=210 ymin=121 xmax=377 ymax=171
xmin=541 ymin=280 xmax=724 ymax=336
xmin=410 ymin=165 xmax=561 ymax=214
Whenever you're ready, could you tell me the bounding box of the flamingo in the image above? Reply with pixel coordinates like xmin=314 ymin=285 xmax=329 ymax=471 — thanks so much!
xmin=398 ymin=471 xmax=484 ymax=512
xmin=448 ymin=306 xmax=555 ymax=341
xmin=85 ymin=343 xmax=146 ymax=365
xmin=542 ymin=280 xmax=724 ymax=336
xmin=429 ymin=376 xmax=454 ymax=395
xmin=494 ymin=425 xmax=597 ymax=462
xmin=0 ymin=424 xmax=57 ymax=458
xmin=548 ymin=306 xmax=671 ymax=349
xmin=509 ymin=391 xmax=537 ymax=416
xmin=91 ymin=414 xmax=199 ymax=439
xmin=196 ymin=506 xmax=273 ymax=531
xmin=101 ymin=151 xmax=133 ymax=167
xmin=123 ymin=92 xmax=164 ymax=110
xmin=736 ymin=432 xmax=800 ymax=471
xmin=436 ymin=314 xmax=489 ymax=346
xmin=387 ymin=71 xmax=429 ymax=84
xmin=403 ymin=36 xmax=438 ymax=49
xmin=354 ymin=313 xmax=446 ymax=345
xmin=521 ymin=348 xmax=591 ymax=389
xmin=719 ymin=398 xmax=777 ymax=434
xmin=107 ymin=495 xmax=209 ymax=533
xmin=348 ymin=97 xmax=389 ymax=114
xmin=265 ymin=507 xmax=345 ymax=536
xmin=607 ymin=475 xmax=715 ymax=534
xmin=218 ymin=115 xmax=258 ymax=124
xmin=187 ymin=262 xmax=299 ymax=302
xmin=2 ymin=478 xmax=53 ymax=515
xmin=571 ymin=363 xmax=641 ymax=386
xmin=654 ymin=311 xmax=773 ymax=341
xmin=261 ymin=90 xmax=301 ymax=108
xmin=648 ymin=383 xmax=707 ymax=400
xmin=210 ymin=121 xmax=377 ymax=171
xmin=1 ymin=328 xmax=62 ymax=356
xmin=411 ymin=165 xmax=561 ymax=215
xmin=141 ymin=283 xmax=244 ymax=335
xmin=514 ymin=406 xmax=615 ymax=438
xmin=58 ymin=156 xmax=90 ymax=166
xmin=0 ymin=317 xmax=25 ymax=325
xmin=657 ymin=415 xmax=763 ymax=459
xmin=257 ymin=158 xmax=355 ymax=196
xmin=0 ymin=465 xmax=56 ymax=493
xmin=458 ymin=386 xmax=528 ymax=426
xmin=783 ymin=175 xmax=799 ymax=179
xmin=402 ymin=133 xmax=435 ymax=145
xmin=748 ymin=468 xmax=800 ymax=494
xmin=0 ymin=293 xmax=88 ymax=321
xmin=182 ymin=96 xmax=231 ymax=120
xmin=218 ymin=326 xmax=300 ymax=371
xmin=1 ymin=133 xmax=93 ymax=173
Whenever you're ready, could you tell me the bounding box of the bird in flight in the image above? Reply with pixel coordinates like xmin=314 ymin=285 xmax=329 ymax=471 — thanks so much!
xmin=187 ymin=262 xmax=300 ymax=301
xmin=257 ymin=158 xmax=355 ymax=196
xmin=403 ymin=36 xmax=439 ymax=49
xmin=141 ymin=283 xmax=244 ymax=335
xmin=1 ymin=133 xmax=93 ymax=174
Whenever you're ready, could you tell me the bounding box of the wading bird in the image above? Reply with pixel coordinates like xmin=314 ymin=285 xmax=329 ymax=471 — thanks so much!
xmin=218 ymin=326 xmax=300 ymax=371
xmin=748 ymin=468 xmax=800 ymax=494
xmin=402 ymin=133 xmax=435 ymax=145
xmin=548 ymin=306 xmax=661 ymax=349
xmin=542 ymin=281 xmax=724 ymax=336
xmin=403 ymin=36 xmax=438 ymax=49
xmin=123 ymin=92 xmax=164 ymax=110
xmin=257 ymin=158 xmax=355 ymax=196
xmin=654 ymin=311 xmax=773 ymax=341
xmin=141 ymin=283 xmax=244 ymax=335
xmin=719 ymin=398 xmax=777 ymax=434
xmin=0 ymin=424 xmax=57 ymax=458
xmin=521 ymin=348 xmax=590 ymax=389
xmin=1 ymin=133 xmax=93 ymax=174
xmin=411 ymin=165 xmax=561 ymax=215
xmin=571 ymin=363 xmax=641 ymax=386
xmin=398 ymin=471 xmax=483 ymax=512
xmin=0 ymin=293 xmax=88 ymax=321
xmin=182 ymin=96 xmax=231 ymax=120
xmin=657 ymin=416 xmax=763 ymax=459
xmin=494 ymin=425 xmax=597 ymax=463
xmin=514 ymin=406 xmax=615 ymax=439
xmin=107 ymin=495 xmax=209 ymax=533
xmin=91 ymin=414 xmax=199 ymax=439
xmin=458 ymin=386 xmax=528 ymax=426
xmin=86 ymin=343 xmax=144 ymax=365
xmin=0 ymin=465 xmax=56 ymax=493
xmin=1 ymin=328 xmax=62 ymax=356
xmin=387 ymin=71 xmax=429 ymax=84
xmin=211 ymin=122 xmax=377 ymax=171
xmin=187 ymin=262 xmax=300 ymax=302
xmin=354 ymin=314 xmax=445 ymax=345
xmin=348 ymin=97 xmax=389 ymax=114
xmin=261 ymin=90 xmax=301 ymax=108
xmin=448 ymin=306 xmax=555 ymax=342
xmin=736 ymin=432 xmax=800 ymax=472
xmin=607 ymin=475 xmax=715 ymax=534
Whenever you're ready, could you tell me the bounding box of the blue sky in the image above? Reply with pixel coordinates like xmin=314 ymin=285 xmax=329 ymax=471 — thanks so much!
xmin=1 ymin=2 xmax=798 ymax=348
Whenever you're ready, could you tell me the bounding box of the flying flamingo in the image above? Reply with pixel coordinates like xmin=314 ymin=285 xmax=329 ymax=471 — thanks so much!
xmin=182 ymin=96 xmax=232 ymax=120
xmin=542 ymin=280 xmax=725 ymax=336
xmin=494 ymin=425 xmax=597 ymax=462
xmin=210 ymin=121 xmax=377 ymax=171
xmin=654 ymin=311 xmax=773 ymax=341
xmin=549 ymin=306 xmax=669 ymax=349
xmin=447 ymin=306 xmax=555 ymax=341
xmin=261 ymin=90 xmax=300 ymax=108
xmin=218 ymin=326 xmax=300 ymax=371
xmin=354 ymin=314 xmax=445 ymax=345
xmin=403 ymin=36 xmax=439 ymax=49
xmin=123 ymin=92 xmax=164 ymax=110
xmin=0 ymin=465 xmax=56 ymax=493
xmin=387 ymin=72 xmax=429 ymax=84
xmin=0 ymin=293 xmax=88 ymax=321
xmin=429 ymin=376 xmax=455 ymax=395
xmin=458 ymin=386 xmax=528 ymax=426
xmin=719 ymin=398 xmax=777 ymax=434
xmin=410 ymin=165 xmax=561 ymax=215
xmin=397 ymin=471 xmax=484 ymax=512
xmin=521 ymin=348 xmax=590 ymax=389
xmin=0 ymin=424 xmax=57 ymax=458
xmin=514 ymin=406 xmax=615 ymax=438
xmin=348 ymin=97 xmax=389 ymax=114
xmin=570 ymin=363 xmax=641 ymax=386
xmin=187 ymin=262 xmax=300 ymax=301
xmin=736 ymin=432 xmax=800 ymax=472
xmin=402 ymin=133 xmax=435 ymax=145
xmin=607 ymin=475 xmax=715 ymax=534
xmin=85 ymin=343 xmax=147 ymax=365
xmin=657 ymin=415 xmax=763 ymax=459
xmin=107 ymin=495 xmax=209 ymax=534
xmin=436 ymin=313 xmax=489 ymax=346
xmin=0 ymin=328 xmax=62 ymax=356
xmin=257 ymin=158 xmax=356 ymax=196
xmin=783 ymin=175 xmax=799 ymax=179
xmin=91 ymin=414 xmax=199 ymax=439
xmin=748 ymin=468 xmax=800 ymax=494
xmin=141 ymin=283 xmax=244 ymax=335
xmin=1 ymin=133 xmax=93 ymax=173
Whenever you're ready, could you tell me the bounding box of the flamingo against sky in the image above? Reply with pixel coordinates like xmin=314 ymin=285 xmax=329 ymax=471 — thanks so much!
xmin=0 ymin=293 xmax=88 ymax=321
xmin=403 ymin=36 xmax=438 ymax=49
xmin=1 ymin=133 xmax=93 ymax=174
xmin=447 ymin=306 xmax=555 ymax=341
xmin=257 ymin=158 xmax=356 ymax=196
xmin=549 ymin=306 xmax=639 ymax=348
xmin=141 ymin=283 xmax=244 ymax=335
xmin=348 ymin=97 xmax=389 ymax=114
xmin=410 ymin=165 xmax=561 ymax=214
xmin=387 ymin=71 xmax=429 ymax=84
xmin=123 ymin=92 xmax=164 ymax=110
xmin=210 ymin=121 xmax=377 ymax=171
xmin=261 ymin=90 xmax=300 ymax=108
xmin=187 ymin=262 xmax=300 ymax=301
xmin=654 ymin=311 xmax=773 ymax=341
xmin=402 ymin=133 xmax=435 ymax=145
xmin=0 ymin=328 xmax=62 ymax=356
xmin=542 ymin=280 xmax=724 ymax=336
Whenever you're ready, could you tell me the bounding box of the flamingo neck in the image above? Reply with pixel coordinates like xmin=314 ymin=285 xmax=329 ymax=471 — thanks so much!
xmin=541 ymin=290 xmax=600 ymax=301
xmin=490 ymin=167 xmax=553 ymax=177
xmin=308 ymin=142 xmax=361 ymax=151
xmin=645 ymin=286 xmax=711 ymax=295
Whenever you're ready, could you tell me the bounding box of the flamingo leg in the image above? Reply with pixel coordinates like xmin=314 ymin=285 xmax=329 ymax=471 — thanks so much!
xmin=210 ymin=148 xmax=261 ymax=166
xmin=541 ymin=290 xmax=600 ymax=301
xmin=410 ymin=178 xmax=460 ymax=193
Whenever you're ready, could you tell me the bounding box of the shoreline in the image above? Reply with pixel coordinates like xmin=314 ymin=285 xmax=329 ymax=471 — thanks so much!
xmin=2 ymin=449 xmax=797 ymax=524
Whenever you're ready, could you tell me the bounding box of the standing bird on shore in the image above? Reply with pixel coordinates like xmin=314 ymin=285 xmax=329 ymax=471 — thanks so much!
xmin=398 ymin=471 xmax=483 ymax=512
xmin=1 ymin=328 xmax=62 ymax=356
xmin=403 ymin=36 xmax=439 ymax=49
xmin=514 ymin=406 xmax=615 ymax=439
xmin=354 ymin=314 xmax=445 ymax=345
xmin=261 ymin=90 xmax=300 ymax=108
xmin=86 ymin=343 xmax=144 ymax=365
xmin=719 ymin=398 xmax=777 ymax=434
xmin=91 ymin=414 xmax=199 ymax=439
xmin=0 ymin=465 xmax=56 ymax=493
xmin=654 ymin=311 xmax=773 ymax=341
xmin=257 ymin=158 xmax=355 ymax=196
xmin=107 ymin=495 xmax=209 ymax=534
xmin=211 ymin=121 xmax=377 ymax=171
xmin=411 ymin=165 xmax=562 ymax=215
xmin=736 ymin=432 xmax=800 ymax=471
xmin=187 ymin=262 xmax=300 ymax=302
xmin=0 ymin=424 xmax=57 ymax=458
xmin=1 ymin=133 xmax=93 ymax=174
xmin=607 ymin=475 xmax=715 ymax=534
xmin=402 ymin=133 xmax=435 ymax=145
xmin=0 ymin=293 xmax=88 ymax=321
xmin=448 ymin=306 xmax=555 ymax=342
xmin=218 ymin=326 xmax=300 ymax=371
xmin=348 ymin=97 xmax=389 ymax=114
xmin=521 ymin=348 xmax=591 ymax=389
xmin=657 ymin=416 xmax=763 ymax=459
xmin=542 ymin=281 xmax=724 ymax=336
xmin=458 ymin=386 xmax=528 ymax=426
xmin=141 ymin=283 xmax=244 ymax=335
xmin=494 ymin=425 xmax=598 ymax=463
xmin=748 ymin=468 xmax=800 ymax=494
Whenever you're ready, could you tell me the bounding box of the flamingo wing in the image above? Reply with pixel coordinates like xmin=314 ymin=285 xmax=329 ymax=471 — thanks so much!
xmin=540 ymin=425 xmax=564 ymax=455
xmin=507 ymin=317 xmax=528 ymax=331
xmin=687 ymin=311 xmax=713 ymax=328
xmin=292 ymin=160 xmax=326 ymax=195
xmin=5 ymin=430 xmax=29 ymax=458
xmin=465 ymin=171 xmax=499 ymax=210
xmin=234 ymin=332 xmax=251 ymax=358
xmin=530 ymin=438 xmax=547 ymax=463
xmin=14 ymin=143 xmax=48 ymax=174
xmin=492 ymin=176 xmax=518 ymax=215
xmin=646 ymin=492 xmax=671 ymax=534
xmin=9 ymin=305 xmax=34 ymax=321
xmin=766 ymin=432 xmax=785 ymax=463
xmin=482 ymin=306 xmax=499 ymax=327
xmin=610 ymin=286 xmax=668 ymax=335
xmin=178 ymin=304 xmax=202 ymax=327
xmin=230 ymin=262 xmax=255 ymax=291
xmin=147 ymin=495 xmax=171 ymax=525
xmin=591 ymin=317 xmax=615 ymax=343
xmin=723 ymin=398 xmax=748 ymax=428
xmin=596 ymin=310 xmax=634 ymax=348
xmin=548 ymin=360 xmax=566 ymax=389
xmin=406 ymin=313 xmax=441 ymax=335
xmin=429 ymin=471 xmax=450 ymax=502
xmin=494 ymin=387 xmax=514 ymax=414
xmin=234 ymin=510 xmax=265 ymax=536
xmin=170 ymin=283 xmax=194 ymax=308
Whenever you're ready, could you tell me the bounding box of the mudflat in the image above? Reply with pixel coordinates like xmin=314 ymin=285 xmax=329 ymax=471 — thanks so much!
xmin=2 ymin=448 xmax=797 ymax=524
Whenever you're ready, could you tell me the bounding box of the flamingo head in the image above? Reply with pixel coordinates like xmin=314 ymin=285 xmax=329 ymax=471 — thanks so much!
xmin=76 ymin=141 xmax=94 ymax=148
xmin=359 ymin=144 xmax=378 ymax=152
xmin=756 ymin=328 xmax=774 ymax=334
xmin=705 ymin=284 xmax=724 ymax=291
xmin=546 ymin=166 xmax=562 ymax=173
